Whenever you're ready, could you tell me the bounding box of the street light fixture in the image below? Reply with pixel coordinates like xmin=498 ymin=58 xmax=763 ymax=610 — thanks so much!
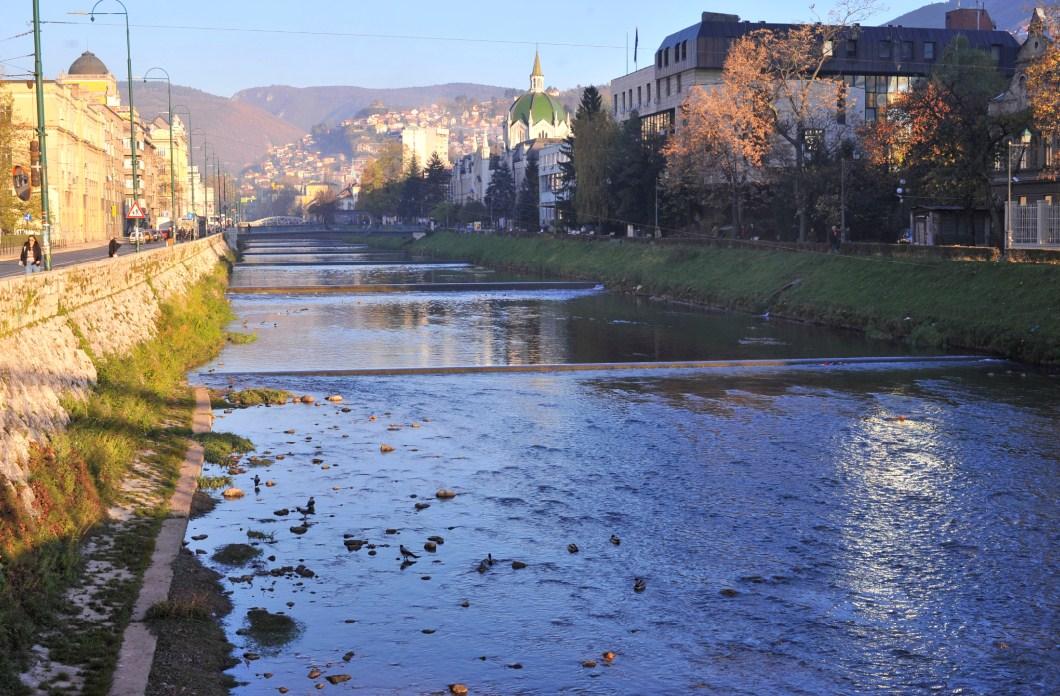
xmin=173 ymin=106 xmax=196 ymax=234
xmin=143 ymin=67 xmax=176 ymax=241
xmin=85 ymin=0 xmax=139 ymax=238
xmin=1006 ymin=128 xmax=1033 ymax=253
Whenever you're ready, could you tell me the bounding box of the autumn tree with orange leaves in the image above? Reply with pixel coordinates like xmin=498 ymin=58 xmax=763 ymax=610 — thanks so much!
xmin=1024 ymin=7 xmax=1060 ymax=142
xmin=663 ymin=81 xmax=771 ymax=231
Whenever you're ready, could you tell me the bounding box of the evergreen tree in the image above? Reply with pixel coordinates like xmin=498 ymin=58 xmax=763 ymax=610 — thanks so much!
xmin=484 ymin=160 xmax=516 ymax=225
xmin=571 ymin=86 xmax=616 ymax=228
xmin=399 ymin=154 xmax=425 ymax=219
xmin=423 ymin=153 xmax=451 ymax=214
xmin=609 ymin=114 xmax=666 ymax=229
xmin=557 ymin=136 xmax=577 ymax=228
xmin=515 ymin=154 xmax=540 ymax=231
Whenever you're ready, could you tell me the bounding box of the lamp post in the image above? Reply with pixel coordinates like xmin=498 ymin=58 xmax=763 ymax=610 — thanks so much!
xmin=88 ymin=1 xmax=138 ymax=238
xmin=31 ymin=0 xmax=52 ymax=270
xmin=173 ymin=107 xmax=195 ymax=235
xmin=202 ymin=144 xmax=215 ymax=231
xmin=1006 ymin=128 xmax=1033 ymax=253
xmin=143 ymin=67 xmax=176 ymax=242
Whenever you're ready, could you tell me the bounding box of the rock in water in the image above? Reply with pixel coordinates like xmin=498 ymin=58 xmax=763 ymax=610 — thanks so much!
xmin=326 ymin=395 xmax=343 ymax=402
xmin=415 ymin=502 xmax=431 ymax=511
xmin=300 ymin=395 xmax=315 ymax=404
xmin=325 ymin=674 xmax=351 ymax=684
xmin=307 ymin=668 xmax=321 ymax=679
xmin=424 ymin=541 xmax=438 ymax=552
xmin=379 ymin=444 xmax=395 ymax=453
xmin=634 ymin=578 xmax=646 ymax=593
xmin=511 ymin=560 xmax=527 ymax=570
xmin=449 ymin=685 xmax=469 ymax=696
xmin=436 ymin=488 xmax=457 ymax=500
xmin=567 ymin=543 xmax=579 ymax=554
xmin=610 ymin=534 xmax=621 ymax=545
xmin=222 ymin=488 xmax=245 ymax=499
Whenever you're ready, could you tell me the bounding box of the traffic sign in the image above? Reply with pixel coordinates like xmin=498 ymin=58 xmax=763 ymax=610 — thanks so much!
xmin=126 ymin=202 xmax=146 ymax=220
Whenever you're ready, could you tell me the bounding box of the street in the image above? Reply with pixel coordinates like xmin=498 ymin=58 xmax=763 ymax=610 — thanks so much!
xmin=0 ymin=239 xmax=163 ymax=279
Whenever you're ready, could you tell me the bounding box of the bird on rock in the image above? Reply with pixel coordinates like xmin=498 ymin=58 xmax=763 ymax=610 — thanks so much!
xmin=399 ymin=545 xmax=420 ymax=560
xmin=296 ymin=497 xmax=316 ymax=516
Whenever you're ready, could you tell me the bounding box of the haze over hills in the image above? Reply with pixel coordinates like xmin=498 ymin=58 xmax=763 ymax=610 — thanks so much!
xmin=232 ymin=83 xmax=520 ymax=131
xmin=889 ymin=1 xmax=1044 ymax=33
xmin=121 ymin=82 xmax=306 ymax=168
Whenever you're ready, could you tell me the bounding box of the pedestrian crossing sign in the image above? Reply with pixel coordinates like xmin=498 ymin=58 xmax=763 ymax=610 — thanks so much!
xmin=126 ymin=202 xmax=146 ymax=220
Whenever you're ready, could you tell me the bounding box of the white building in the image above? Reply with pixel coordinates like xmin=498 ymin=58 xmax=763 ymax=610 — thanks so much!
xmin=450 ymin=51 xmax=573 ymax=230
xmin=401 ymin=125 xmax=450 ymax=169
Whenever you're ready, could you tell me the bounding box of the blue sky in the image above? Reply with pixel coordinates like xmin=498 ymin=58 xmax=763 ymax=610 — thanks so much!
xmin=5 ymin=0 xmax=928 ymax=96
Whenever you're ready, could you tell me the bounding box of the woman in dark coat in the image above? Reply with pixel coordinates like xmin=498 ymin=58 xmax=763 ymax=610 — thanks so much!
xmin=20 ymin=235 xmax=42 ymax=275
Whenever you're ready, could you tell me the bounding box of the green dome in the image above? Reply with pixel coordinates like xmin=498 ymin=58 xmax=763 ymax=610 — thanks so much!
xmin=509 ymin=92 xmax=568 ymax=127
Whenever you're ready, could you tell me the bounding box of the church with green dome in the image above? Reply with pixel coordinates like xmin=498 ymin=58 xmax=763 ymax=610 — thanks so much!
xmin=505 ymin=52 xmax=572 ymax=148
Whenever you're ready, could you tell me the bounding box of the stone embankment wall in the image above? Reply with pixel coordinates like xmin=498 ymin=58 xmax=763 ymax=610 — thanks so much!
xmin=0 ymin=236 xmax=229 ymax=516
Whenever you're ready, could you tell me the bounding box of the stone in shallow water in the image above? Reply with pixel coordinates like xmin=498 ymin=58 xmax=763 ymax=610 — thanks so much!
xmin=436 ymin=488 xmax=457 ymax=500
xmin=512 ymin=560 xmax=527 ymax=570
xmin=449 ymin=685 xmax=469 ymax=696
xmin=326 ymin=394 xmax=343 ymax=402
xmin=325 ymin=674 xmax=351 ymax=684
xmin=380 ymin=443 xmax=395 ymax=453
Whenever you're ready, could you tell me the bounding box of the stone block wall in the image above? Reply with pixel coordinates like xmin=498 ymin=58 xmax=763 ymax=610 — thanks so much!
xmin=0 ymin=236 xmax=229 ymax=515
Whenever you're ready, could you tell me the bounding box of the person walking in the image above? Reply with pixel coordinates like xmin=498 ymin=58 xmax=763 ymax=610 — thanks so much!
xmin=108 ymin=235 xmax=121 ymax=258
xmin=19 ymin=235 xmax=42 ymax=275
xmin=830 ymin=225 xmax=842 ymax=253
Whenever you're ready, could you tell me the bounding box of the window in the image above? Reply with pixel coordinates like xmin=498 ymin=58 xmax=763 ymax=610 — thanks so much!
xmin=647 ymin=82 xmax=652 ymax=102
xmin=879 ymin=40 xmax=891 ymax=59
xmin=676 ymin=73 xmax=682 ymax=93
xmin=666 ymin=76 xmax=671 ymax=97
xmin=682 ymin=41 xmax=688 ymax=61
xmin=924 ymin=41 xmax=935 ymax=60
xmin=621 ymin=92 xmax=626 ymax=111
xmin=664 ymin=48 xmax=670 ymax=67
xmin=656 ymin=51 xmax=662 ymax=68
xmin=865 ymin=108 xmax=877 ymax=122
xmin=656 ymin=79 xmax=662 ymax=100
xmin=901 ymin=41 xmax=913 ymax=60
xmin=823 ymin=40 xmax=834 ymax=58
xmin=637 ymin=85 xmax=642 ymax=106
xmin=613 ymin=95 xmax=618 ymax=113
xmin=629 ymin=89 xmax=634 ymax=108
xmin=991 ymin=44 xmax=1002 ymax=63
xmin=846 ymin=39 xmax=857 ymax=57
xmin=802 ymin=128 xmax=824 ymax=153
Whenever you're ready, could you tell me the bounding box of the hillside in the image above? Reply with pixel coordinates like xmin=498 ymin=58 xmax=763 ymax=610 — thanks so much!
xmin=889 ymin=1 xmax=1041 ymax=33
xmin=121 ymin=82 xmax=306 ymax=167
xmin=232 ymin=83 xmax=519 ymax=130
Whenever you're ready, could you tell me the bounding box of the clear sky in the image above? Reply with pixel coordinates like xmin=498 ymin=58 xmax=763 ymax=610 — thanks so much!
xmin=4 ymin=0 xmax=930 ymax=97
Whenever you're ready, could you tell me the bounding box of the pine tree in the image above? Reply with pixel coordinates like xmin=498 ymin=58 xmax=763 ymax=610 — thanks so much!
xmin=515 ymin=154 xmax=540 ymax=231
xmin=571 ymin=86 xmax=616 ymax=228
xmin=399 ymin=154 xmax=425 ymax=219
xmin=484 ymin=160 xmax=516 ymax=225
xmin=423 ymin=153 xmax=450 ymax=214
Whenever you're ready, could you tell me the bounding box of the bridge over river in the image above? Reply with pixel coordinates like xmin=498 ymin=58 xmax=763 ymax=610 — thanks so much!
xmin=189 ymin=230 xmax=1058 ymax=694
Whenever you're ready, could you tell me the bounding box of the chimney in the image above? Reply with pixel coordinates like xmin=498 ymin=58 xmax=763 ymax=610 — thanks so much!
xmin=945 ymin=7 xmax=996 ymax=31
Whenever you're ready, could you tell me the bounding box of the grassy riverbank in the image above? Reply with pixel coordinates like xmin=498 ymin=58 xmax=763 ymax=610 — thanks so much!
xmin=397 ymin=232 xmax=1060 ymax=364
xmin=0 ymin=264 xmax=234 ymax=693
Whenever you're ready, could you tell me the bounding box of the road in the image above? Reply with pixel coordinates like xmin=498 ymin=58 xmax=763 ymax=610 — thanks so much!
xmin=0 ymin=239 xmax=166 ymax=279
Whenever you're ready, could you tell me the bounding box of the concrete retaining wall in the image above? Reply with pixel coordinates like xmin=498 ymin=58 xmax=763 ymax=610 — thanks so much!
xmin=0 ymin=236 xmax=229 ymax=516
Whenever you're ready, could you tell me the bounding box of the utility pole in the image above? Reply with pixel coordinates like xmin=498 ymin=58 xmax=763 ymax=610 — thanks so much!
xmin=32 ymin=0 xmax=52 ymax=270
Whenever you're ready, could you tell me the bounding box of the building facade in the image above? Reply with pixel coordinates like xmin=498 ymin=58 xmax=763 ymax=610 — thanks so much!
xmin=611 ymin=9 xmax=1020 ymax=134
xmin=401 ymin=125 xmax=450 ymax=169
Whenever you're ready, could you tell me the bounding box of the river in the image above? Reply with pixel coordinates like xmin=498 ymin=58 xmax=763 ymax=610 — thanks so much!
xmin=189 ymin=235 xmax=1059 ymax=695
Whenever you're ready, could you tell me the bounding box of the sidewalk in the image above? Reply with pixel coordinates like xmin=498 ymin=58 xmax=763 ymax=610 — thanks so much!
xmin=0 ymin=238 xmax=107 ymax=261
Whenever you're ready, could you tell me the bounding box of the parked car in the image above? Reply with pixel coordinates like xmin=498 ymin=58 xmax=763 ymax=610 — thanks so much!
xmin=127 ymin=229 xmax=146 ymax=244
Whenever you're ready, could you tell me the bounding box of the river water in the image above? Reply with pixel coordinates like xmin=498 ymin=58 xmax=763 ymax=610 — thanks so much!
xmin=190 ymin=238 xmax=1059 ymax=695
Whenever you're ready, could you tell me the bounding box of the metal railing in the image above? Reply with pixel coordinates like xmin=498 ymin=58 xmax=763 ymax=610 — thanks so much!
xmin=1008 ymin=201 xmax=1060 ymax=249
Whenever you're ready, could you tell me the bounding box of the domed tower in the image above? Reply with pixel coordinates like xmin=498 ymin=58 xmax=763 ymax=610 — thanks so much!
xmin=59 ymin=51 xmax=120 ymax=107
xmin=506 ymin=52 xmax=572 ymax=149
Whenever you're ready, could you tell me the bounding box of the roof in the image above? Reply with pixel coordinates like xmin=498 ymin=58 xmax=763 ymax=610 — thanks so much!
xmin=68 ymin=51 xmax=110 ymax=76
xmin=531 ymin=51 xmax=543 ymax=78
xmin=509 ymin=91 xmax=568 ymax=126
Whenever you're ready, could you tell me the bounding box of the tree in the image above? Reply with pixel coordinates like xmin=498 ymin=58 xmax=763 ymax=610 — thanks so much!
xmin=557 ymin=135 xmax=577 ymax=227
xmin=423 ymin=153 xmax=451 ymax=214
xmin=485 ymin=160 xmax=515 ymax=225
xmin=306 ymin=188 xmax=339 ymax=226
xmin=399 ymin=154 xmax=425 ymax=219
xmin=862 ymin=36 xmax=1024 ymax=243
xmin=0 ymin=89 xmax=36 ymax=236
xmin=722 ymin=1 xmax=880 ymax=240
xmin=664 ymin=79 xmax=771 ymax=232
xmin=571 ymin=86 xmax=616 ymax=227
xmin=357 ymin=141 xmax=404 ymax=217
xmin=515 ymin=154 xmax=540 ymax=231
xmin=1024 ymin=8 xmax=1060 ymax=141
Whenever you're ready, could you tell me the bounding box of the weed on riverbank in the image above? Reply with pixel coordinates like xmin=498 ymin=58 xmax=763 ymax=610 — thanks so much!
xmin=403 ymin=233 xmax=1060 ymax=364
xmin=0 ymin=265 xmax=233 ymax=693
xmin=195 ymin=432 xmax=255 ymax=465
xmin=208 ymin=387 xmax=291 ymax=408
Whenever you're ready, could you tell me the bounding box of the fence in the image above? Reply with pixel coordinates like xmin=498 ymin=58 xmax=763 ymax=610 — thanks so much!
xmin=1008 ymin=201 xmax=1060 ymax=248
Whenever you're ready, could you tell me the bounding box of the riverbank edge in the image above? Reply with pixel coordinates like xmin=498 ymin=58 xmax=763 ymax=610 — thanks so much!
xmin=372 ymin=232 xmax=1060 ymax=365
xmin=108 ymin=388 xmax=213 ymax=696
xmin=0 ymin=262 xmax=237 ymax=694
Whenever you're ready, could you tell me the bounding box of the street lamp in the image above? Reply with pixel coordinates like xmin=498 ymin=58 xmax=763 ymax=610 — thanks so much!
xmin=1006 ymin=128 xmax=1033 ymax=252
xmin=87 ymin=0 xmax=138 ymax=238
xmin=143 ymin=67 xmax=176 ymax=241
xmin=173 ymin=106 xmax=196 ymax=234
